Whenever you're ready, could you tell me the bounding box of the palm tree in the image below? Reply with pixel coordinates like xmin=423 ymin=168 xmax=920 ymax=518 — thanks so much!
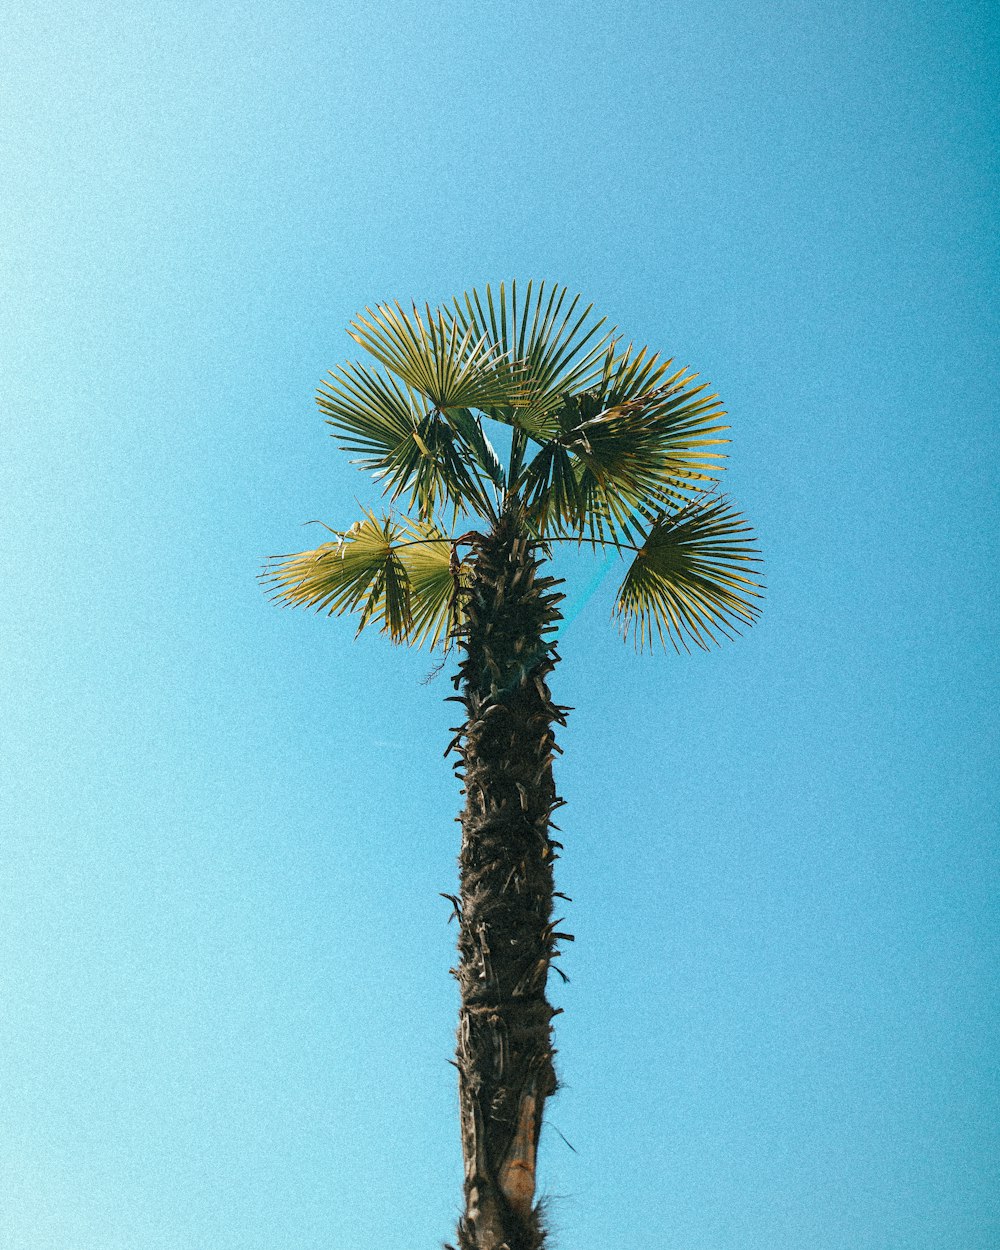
xmin=264 ymin=281 xmax=762 ymax=1250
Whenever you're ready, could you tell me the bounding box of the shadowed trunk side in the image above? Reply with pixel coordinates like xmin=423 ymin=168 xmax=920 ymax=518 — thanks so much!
xmin=448 ymin=513 xmax=570 ymax=1250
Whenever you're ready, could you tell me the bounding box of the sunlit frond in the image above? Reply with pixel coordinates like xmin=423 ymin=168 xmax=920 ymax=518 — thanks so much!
xmin=317 ymin=361 xmax=495 ymax=519
xmin=262 ymin=512 xmax=467 ymax=649
xmin=518 ymin=344 xmax=730 ymax=541
xmin=615 ymin=495 xmax=763 ymax=652
xmin=587 ymin=344 xmax=729 ymax=484
xmin=449 ymin=280 xmax=614 ymax=436
xmin=347 ymin=302 xmax=521 ymax=412
xmin=263 ymin=512 xmax=411 ymax=640
xmin=395 ymin=517 xmax=468 ymax=650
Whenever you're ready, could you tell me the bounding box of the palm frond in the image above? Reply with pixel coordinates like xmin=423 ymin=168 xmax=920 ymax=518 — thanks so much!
xmin=262 ymin=512 xmax=466 ymax=649
xmin=519 ymin=441 xmax=582 ymax=534
xmin=395 ymin=517 xmax=469 ymax=649
xmin=449 ymin=280 xmax=614 ymax=437
xmin=587 ymin=345 xmax=729 ymax=488
xmin=317 ymin=361 xmax=495 ymax=519
xmin=615 ymin=495 xmax=763 ymax=651
xmin=440 ymin=407 xmax=505 ymax=493
xmin=518 ymin=344 xmax=730 ymax=541
xmin=347 ymin=302 xmax=521 ymax=412
xmin=262 ymin=511 xmax=411 ymax=640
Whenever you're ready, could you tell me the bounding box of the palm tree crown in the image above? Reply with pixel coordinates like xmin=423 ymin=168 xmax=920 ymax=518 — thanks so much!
xmin=264 ymin=280 xmax=762 ymax=650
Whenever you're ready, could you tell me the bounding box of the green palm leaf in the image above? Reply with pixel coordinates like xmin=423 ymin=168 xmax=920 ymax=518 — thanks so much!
xmin=317 ymin=361 xmax=495 ymax=519
xmin=439 ymin=407 xmax=505 ymax=493
xmin=395 ymin=517 xmax=468 ymax=649
xmin=615 ymin=494 xmax=763 ymax=651
xmin=262 ymin=512 xmax=466 ymax=649
xmin=347 ymin=302 xmax=521 ymax=412
xmin=262 ymin=511 xmax=411 ymax=640
xmin=519 ymin=344 xmax=730 ymax=542
xmin=449 ymin=280 xmax=614 ymax=437
xmin=587 ymin=344 xmax=729 ymax=487
xmin=519 ymin=440 xmax=583 ymax=535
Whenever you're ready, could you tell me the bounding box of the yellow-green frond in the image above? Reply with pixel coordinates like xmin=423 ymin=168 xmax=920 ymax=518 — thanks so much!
xmin=262 ymin=512 xmax=466 ymax=650
xmin=615 ymin=495 xmax=763 ymax=652
xmin=588 ymin=344 xmax=730 ymax=484
xmin=317 ymin=361 xmax=495 ymax=519
xmin=347 ymin=302 xmax=522 ymax=412
xmin=449 ymin=280 xmax=614 ymax=436
xmin=395 ymin=517 xmax=468 ymax=650
xmin=263 ymin=512 xmax=411 ymax=641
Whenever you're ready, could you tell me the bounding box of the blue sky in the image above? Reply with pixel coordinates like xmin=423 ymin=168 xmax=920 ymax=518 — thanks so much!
xmin=2 ymin=1 xmax=997 ymax=1246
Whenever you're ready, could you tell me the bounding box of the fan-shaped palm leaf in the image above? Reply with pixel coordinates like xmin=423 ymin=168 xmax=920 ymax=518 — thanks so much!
xmin=518 ymin=344 xmax=730 ymax=542
xmin=394 ymin=517 xmax=469 ymax=650
xmin=347 ymin=302 xmax=522 ymax=412
xmin=317 ymin=361 xmax=496 ymax=519
xmin=449 ymin=280 xmax=614 ymax=439
xmin=263 ymin=512 xmax=467 ymax=648
xmin=585 ymin=344 xmax=730 ymax=487
xmin=615 ymin=494 xmax=763 ymax=652
xmin=262 ymin=512 xmax=412 ymax=640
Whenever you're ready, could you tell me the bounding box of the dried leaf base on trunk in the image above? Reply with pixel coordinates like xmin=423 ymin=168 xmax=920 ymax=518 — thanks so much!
xmin=448 ymin=515 xmax=570 ymax=1250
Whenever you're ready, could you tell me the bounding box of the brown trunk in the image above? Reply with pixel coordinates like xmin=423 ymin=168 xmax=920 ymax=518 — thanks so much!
xmin=446 ymin=513 xmax=570 ymax=1250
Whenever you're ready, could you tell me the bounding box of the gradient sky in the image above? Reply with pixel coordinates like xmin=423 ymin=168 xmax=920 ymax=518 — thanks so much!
xmin=3 ymin=2 xmax=997 ymax=1247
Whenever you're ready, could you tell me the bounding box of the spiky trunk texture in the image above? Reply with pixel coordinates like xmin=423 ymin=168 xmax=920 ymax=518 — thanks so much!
xmin=447 ymin=513 xmax=570 ymax=1250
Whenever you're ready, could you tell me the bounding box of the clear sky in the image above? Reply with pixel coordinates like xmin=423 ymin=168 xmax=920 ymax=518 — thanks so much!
xmin=2 ymin=2 xmax=997 ymax=1247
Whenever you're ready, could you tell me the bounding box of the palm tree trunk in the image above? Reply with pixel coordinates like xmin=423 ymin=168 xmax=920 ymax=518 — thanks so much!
xmin=448 ymin=512 xmax=569 ymax=1250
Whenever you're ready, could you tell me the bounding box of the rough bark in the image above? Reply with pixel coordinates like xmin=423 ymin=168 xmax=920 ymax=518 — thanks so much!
xmin=446 ymin=512 xmax=570 ymax=1250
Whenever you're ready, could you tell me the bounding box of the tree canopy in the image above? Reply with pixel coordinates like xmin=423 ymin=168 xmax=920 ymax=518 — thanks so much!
xmin=265 ymin=281 xmax=762 ymax=652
